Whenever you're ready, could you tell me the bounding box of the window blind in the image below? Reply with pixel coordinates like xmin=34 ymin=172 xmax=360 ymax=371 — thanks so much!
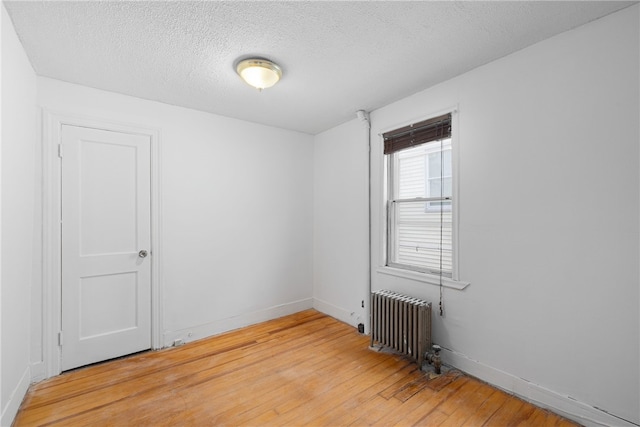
xmin=383 ymin=113 xmax=451 ymax=155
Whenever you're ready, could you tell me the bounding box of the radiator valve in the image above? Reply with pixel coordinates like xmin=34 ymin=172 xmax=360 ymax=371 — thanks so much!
xmin=426 ymin=344 xmax=442 ymax=375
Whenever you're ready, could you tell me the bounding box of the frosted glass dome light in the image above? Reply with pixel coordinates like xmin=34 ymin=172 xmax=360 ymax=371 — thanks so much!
xmin=236 ymin=58 xmax=282 ymax=90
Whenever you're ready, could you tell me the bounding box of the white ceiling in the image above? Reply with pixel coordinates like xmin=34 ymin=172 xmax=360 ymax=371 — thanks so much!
xmin=4 ymin=1 xmax=636 ymax=134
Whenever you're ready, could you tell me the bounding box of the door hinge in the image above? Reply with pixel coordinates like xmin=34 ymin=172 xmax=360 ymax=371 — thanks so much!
xmin=58 ymin=331 xmax=63 ymax=346
xmin=57 ymin=144 xmax=63 ymax=158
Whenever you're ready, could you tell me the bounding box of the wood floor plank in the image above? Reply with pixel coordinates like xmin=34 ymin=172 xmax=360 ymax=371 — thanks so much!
xmin=20 ymin=317 xmax=348 ymax=425
xmin=24 ymin=319 xmax=352 ymax=425
xmin=347 ymin=395 xmax=403 ymax=425
xmin=183 ymin=330 xmax=365 ymax=423
xmin=436 ymin=378 xmax=484 ymax=416
xmin=373 ymin=383 xmax=440 ymax=426
xmin=436 ymin=377 xmax=495 ymax=426
xmin=392 ymin=377 xmax=470 ymax=427
xmin=32 ymin=310 xmax=325 ymax=394
xmin=315 ymin=363 xmax=419 ymax=425
xmin=27 ymin=312 xmax=334 ymax=410
xmin=267 ymin=352 xmax=405 ymax=425
xmin=379 ymin=368 xmax=424 ymax=400
xmin=517 ymin=407 xmax=551 ymax=426
xmin=482 ymin=395 xmax=527 ymax=426
xmin=15 ymin=310 xmax=580 ymax=427
xmin=414 ymin=408 xmax=450 ymax=426
xmin=315 ymin=362 xmax=418 ymax=425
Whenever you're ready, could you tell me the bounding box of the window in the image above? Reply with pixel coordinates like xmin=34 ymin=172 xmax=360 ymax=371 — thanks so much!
xmin=385 ymin=113 xmax=453 ymax=276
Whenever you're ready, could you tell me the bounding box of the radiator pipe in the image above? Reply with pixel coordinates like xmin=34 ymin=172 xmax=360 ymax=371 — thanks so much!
xmin=426 ymin=344 xmax=442 ymax=374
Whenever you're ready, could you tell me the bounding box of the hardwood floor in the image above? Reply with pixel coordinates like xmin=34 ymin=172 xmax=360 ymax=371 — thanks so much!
xmin=16 ymin=310 xmax=578 ymax=426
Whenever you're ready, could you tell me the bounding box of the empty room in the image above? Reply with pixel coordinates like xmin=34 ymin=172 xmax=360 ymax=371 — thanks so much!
xmin=1 ymin=1 xmax=639 ymax=426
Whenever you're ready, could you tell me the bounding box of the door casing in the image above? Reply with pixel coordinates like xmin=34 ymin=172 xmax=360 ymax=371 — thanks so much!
xmin=41 ymin=110 xmax=162 ymax=379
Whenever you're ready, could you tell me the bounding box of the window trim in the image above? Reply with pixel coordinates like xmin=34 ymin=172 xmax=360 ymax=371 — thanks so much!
xmin=380 ymin=108 xmax=466 ymax=288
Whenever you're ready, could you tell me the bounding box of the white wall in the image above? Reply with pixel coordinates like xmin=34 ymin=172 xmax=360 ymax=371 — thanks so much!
xmin=1 ymin=3 xmax=37 ymax=425
xmin=36 ymin=77 xmax=314 ymax=352
xmin=313 ymin=118 xmax=369 ymax=327
xmin=315 ymin=5 xmax=639 ymax=426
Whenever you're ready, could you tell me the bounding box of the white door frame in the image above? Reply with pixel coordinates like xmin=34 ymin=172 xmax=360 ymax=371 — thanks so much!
xmin=41 ymin=110 xmax=163 ymax=378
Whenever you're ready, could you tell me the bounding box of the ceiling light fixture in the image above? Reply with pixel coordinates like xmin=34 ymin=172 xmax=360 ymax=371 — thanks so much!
xmin=235 ymin=58 xmax=282 ymax=90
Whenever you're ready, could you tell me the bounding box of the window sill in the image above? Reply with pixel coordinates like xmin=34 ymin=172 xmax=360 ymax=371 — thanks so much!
xmin=376 ymin=266 xmax=470 ymax=290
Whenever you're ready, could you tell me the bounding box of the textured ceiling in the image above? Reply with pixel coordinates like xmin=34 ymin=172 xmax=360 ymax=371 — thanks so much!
xmin=4 ymin=1 xmax=636 ymax=134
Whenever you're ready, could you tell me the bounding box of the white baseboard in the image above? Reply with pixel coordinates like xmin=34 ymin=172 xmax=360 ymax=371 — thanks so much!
xmin=1 ymin=367 xmax=30 ymax=427
xmin=162 ymin=298 xmax=314 ymax=348
xmin=313 ymin=297 xmax=357 ymax=328
xmin=442 ymin=347 xmax=639 ymax=427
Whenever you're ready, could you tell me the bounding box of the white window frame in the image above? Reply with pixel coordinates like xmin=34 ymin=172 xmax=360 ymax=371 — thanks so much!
xmin=378 ymin=109 xmax=469 ymax=290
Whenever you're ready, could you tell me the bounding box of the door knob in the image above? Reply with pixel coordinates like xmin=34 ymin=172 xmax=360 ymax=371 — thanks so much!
xmin=138 ymin=250 xmax=149 ymax=258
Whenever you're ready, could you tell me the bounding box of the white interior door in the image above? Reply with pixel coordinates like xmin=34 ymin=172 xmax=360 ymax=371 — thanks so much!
xmin=61 ymin=124 xmax=151 ymax=371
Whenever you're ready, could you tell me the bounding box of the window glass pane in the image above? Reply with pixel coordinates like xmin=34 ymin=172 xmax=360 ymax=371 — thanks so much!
xmin=443 ymin=177 xmax=452 ymax=197
xmin=428 ymin=177 xmax=452 ymax=198
xmin=390 ymin=200 xmax=452 ymax=274
xmin=443 ymin=150 xmax=452 ymax=176
xmin=429 ymin=178 xmax=442 ymax=197
xmin=427 ymin=147 xmax=451 ymax=179
xmin=428 ymin=200 xmax=452 ymax=211
xmin=398 ymin=147 xmax=426 ymax=198
xmin=428 ymin=152 xmax=441 ymax=178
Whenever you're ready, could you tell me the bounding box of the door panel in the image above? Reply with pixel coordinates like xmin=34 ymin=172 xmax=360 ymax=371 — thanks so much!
xmin=61 ymin=125 xmax=151 ymax=371
xmin=79 ymin=272 xmax=139 ymax=338
xmin=79 ymin=140 xmax=138 ymax=255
